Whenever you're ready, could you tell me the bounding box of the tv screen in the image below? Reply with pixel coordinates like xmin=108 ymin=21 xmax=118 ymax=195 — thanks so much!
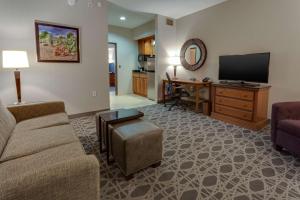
xmin=219 ymin=53 xmax=270 ymax=83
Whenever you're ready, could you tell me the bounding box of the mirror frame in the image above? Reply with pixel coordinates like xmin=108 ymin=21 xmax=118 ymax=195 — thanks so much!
xmin=180 ymin=38 xmax=207 ymax=71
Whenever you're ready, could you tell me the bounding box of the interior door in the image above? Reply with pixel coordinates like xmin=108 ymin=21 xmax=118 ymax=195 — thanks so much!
xmin=108 ymin=43 xmax=118 ymax=95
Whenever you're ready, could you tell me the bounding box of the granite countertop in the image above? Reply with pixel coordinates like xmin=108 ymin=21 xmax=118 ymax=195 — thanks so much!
xmin=132 ymin=70 xmax=147 ymax=74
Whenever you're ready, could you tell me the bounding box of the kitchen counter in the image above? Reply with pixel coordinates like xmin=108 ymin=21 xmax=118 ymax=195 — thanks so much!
xmin=132 ymin=70 xmax=147 ymax=74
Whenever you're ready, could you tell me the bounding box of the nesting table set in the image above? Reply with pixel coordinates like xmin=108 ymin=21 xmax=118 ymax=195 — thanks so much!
xmin=96 ymin=109 xmax=163 ymax=178
xmin=96 ymin=109 xmax=144 ymax=163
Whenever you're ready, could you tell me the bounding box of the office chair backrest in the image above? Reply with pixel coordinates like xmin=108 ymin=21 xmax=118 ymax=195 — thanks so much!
xmin=166 ymin=72 xmax=174 ymax=96
xmin=166 ymin=72 xmax=172 ymax=83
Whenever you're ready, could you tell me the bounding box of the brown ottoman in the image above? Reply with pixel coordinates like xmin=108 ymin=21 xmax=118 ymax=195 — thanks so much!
xmin=110 ymin=119 xmax=163 ymax=177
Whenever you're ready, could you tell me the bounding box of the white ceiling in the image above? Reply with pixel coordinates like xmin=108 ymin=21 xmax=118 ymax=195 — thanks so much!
xmin=108 ymin=2 xmax=155 ymax=29
xmin=107 ymin=0 xmax=227 ymax=19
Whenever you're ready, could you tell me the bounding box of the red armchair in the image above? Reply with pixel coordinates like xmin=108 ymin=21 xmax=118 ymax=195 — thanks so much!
xmin=271 ymin=102 xmax=300 ymax=155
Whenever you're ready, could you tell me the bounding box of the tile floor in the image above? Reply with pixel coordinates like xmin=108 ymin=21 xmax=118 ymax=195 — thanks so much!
xmin=110 ymin=92 xmax=156 ymax=110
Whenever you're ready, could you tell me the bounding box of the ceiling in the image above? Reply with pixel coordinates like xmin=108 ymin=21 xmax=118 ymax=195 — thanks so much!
xmin=107 ymin=0 xmax=227 ymax=19
xmin=108 ymin=2 xmax=155 ymax=29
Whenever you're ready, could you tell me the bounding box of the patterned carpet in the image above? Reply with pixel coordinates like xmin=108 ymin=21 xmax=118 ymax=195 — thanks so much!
xmin=70 ymin=104 xmax=300 ymax=200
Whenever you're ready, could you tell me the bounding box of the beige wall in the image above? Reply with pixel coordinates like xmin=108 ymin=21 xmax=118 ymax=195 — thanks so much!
xmin=108 ymin=25 xmax=138 ymax=95
xmin=176 ymin=0 xmax=300 ymax=116
xmin=155 ymin=15 xmax=177 ymax=100
xmin=133 ymin=20 xmax=155 ymax=40
xmin=0 ymin=0 xmax=109 ymax=115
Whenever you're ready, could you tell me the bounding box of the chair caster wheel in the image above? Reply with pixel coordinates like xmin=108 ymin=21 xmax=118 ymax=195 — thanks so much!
xmin=274 ymin=145 xmax=283 ymax=151
xmin=125 ymin=174 xmax=134 ymax=181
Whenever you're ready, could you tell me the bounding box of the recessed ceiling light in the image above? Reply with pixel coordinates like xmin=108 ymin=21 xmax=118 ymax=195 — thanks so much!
xmin=120 ymin=16 xmax=126 ymax=21
xmin=67 ymin=0 xmax=78 ymax=6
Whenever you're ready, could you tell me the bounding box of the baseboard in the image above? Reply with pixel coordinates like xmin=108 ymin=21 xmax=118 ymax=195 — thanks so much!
xmin=69 ymin=108 xmax=109 ymax=119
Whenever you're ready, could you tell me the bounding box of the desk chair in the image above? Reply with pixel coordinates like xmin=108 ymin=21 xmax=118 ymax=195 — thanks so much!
xmin=165 ymin=72 xmax=190 ymax=111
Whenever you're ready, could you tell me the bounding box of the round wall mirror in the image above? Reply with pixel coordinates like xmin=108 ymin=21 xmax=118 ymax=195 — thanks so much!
xmin=180 ymin=38 xmax=207 ymax=71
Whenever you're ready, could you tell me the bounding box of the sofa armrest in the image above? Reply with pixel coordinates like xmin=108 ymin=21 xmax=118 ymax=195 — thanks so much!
xmin=7 ymin=101 xmax=66 ymax=123
xmin=271 ymin=102 xmax=300 ymax=142
xmin=0 ymin=155 xmax=100 ymax=200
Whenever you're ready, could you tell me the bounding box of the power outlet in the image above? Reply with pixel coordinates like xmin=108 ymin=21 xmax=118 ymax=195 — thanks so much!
xmin=88 ymin=1 xmax=93 ymax=8
xmin=91 ymin=91 xmax=97 ymax=97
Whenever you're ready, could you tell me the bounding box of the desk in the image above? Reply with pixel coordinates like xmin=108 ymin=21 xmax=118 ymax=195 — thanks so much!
xmin=162 ymin=79 xmax=212 ymax=112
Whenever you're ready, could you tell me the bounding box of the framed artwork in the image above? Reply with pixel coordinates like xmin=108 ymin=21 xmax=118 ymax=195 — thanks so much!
xmin=35 ymin=21 xmax=80 ymax=63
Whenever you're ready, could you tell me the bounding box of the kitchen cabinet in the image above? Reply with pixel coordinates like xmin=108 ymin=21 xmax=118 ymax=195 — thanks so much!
xmin=138 ymin=36 xmax=155 ymax=56
xmin=132 ymin=72 xmax=148 ymax=97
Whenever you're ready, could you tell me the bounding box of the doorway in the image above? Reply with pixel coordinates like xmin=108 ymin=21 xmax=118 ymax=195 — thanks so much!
xmin=108 ymin=42 xmax=117 ymax=95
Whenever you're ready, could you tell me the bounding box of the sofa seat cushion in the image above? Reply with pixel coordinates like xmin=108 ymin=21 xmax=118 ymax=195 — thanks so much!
xmin=0 ymin=142 xmax=85 ymax=181
xmin=0 ymin=100 xmax=16 ymax=155
xmin=278 ymin=119 xmax=300 ymax=137
xmin=13 ymin=113 xmax=69 ymax=134
xmin=0 ymin=125 xmax=79 ymax=162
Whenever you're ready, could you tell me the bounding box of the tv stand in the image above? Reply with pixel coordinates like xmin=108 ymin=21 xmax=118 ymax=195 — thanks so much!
xmin=219 ymin=80 xmax=260 ymax=87
xmin=211 ymin=83 xmax=271 ymax=130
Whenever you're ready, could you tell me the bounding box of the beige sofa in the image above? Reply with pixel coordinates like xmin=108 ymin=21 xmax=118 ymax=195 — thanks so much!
xmin=0 ymin=101 xmax=100 ymax=200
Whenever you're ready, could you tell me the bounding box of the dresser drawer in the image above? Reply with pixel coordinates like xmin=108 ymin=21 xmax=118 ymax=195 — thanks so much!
xmin=216 ymin=87 xmax=254 ymax=101
xmin=215 ymin=105 xmax=253 ymax=121
xmin=215 ymin=96 xmax=253 ymax=111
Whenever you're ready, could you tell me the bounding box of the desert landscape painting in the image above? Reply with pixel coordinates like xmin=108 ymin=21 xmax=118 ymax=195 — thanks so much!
xmin=35 ymin=22 xmax=80 ymax=62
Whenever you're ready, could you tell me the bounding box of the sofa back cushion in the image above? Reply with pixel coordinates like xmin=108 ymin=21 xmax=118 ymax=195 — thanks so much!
xmin=0 ymin=100 xmax=16 ymax=155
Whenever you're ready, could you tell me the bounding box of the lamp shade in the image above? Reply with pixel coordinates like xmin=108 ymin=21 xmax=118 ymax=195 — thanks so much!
xmin=168 ymin=56 xmax=181 ymax=66
xmin=2 ymin=51 xmax=29 ymax=69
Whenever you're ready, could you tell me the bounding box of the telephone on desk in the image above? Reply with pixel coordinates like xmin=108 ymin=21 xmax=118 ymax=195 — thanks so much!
xmin=189 ymin=77 xmax=211 ymax=82
xmin=202 ymin=77 xmax=211 ymax=82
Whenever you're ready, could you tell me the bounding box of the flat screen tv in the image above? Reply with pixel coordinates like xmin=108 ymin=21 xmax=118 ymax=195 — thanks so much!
xmin=219 ymin=52 xmax=270 ymax=83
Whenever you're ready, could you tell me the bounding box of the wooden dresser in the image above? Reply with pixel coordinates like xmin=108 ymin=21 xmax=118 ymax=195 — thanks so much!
xmin=211 ymin=83 xmax=271 ymax=130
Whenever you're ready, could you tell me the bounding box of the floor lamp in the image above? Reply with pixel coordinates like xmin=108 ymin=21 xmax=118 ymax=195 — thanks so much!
xmin=2 ymin=51 xmax=29 ymax=104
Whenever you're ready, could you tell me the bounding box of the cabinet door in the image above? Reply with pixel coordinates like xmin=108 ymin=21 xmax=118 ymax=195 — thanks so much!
xmin=139 ymin=77 xmax=144 ymax=96
xmin=143 ymin=78 xmax=148 ymax=97
xmin=144 ymin=39 xmax=152 ymax=55
xmin=139 ymin=77 xmax=147 ymax=97
xmin=136 ymin=77 xmax=141 ymax=95
xmin=133 ymin=77 xmax=138 ymax=94
xmin=138 ymin=40 xmax=145 ymax=54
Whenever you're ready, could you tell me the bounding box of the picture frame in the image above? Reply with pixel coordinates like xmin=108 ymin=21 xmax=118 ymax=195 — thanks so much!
xmin=35 ymin=21 xmax=80 ymax=63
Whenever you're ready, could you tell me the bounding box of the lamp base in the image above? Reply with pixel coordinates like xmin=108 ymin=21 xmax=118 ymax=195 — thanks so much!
xmin=13 ymin=101 xmax=27 ymax=105
xmin=14 ymin=70 xmax=22 ymax=103
xmin=173 ymin=65 xmax=177 ymax=80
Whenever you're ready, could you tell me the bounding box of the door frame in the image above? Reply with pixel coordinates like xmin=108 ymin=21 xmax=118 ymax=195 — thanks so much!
xmin=108 ymin=42 xmax=118 ymax=95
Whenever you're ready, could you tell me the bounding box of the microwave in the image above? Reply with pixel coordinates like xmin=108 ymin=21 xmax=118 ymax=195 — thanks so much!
xmin=138 ymin=55 xmax=155 ymax=62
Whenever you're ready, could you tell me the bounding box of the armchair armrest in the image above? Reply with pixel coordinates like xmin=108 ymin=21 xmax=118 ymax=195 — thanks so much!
xmin=0 ymin=155 xmax=100 ymax=200
xmin=7 ymin=101 xmax=66 ymax=123
xmin=271 ymin=102 xmax=300 ymax=142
